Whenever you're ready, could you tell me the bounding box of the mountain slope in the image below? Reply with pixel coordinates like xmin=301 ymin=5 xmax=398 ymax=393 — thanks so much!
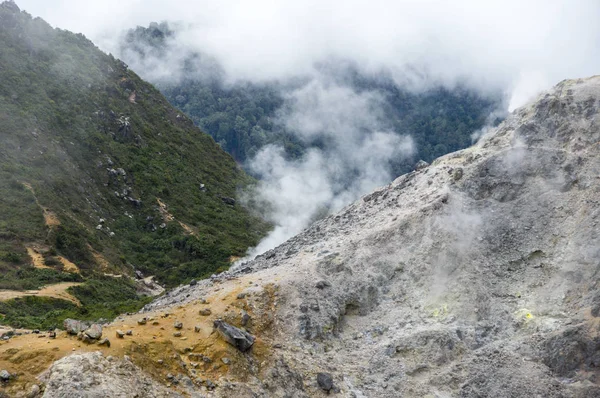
xmin=0 ymin=1 xmax=268 ymax=328
xmin=2 ymin=76 xmax=599 ymax=397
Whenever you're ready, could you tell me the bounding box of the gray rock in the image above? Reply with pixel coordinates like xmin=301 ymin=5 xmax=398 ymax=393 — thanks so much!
xmin=315 ymin=280 xmax=331 ymax=289
xmin=213 ymin=320 xmax=255 ymax=352
xmin=221 ymin=197 xmax=236 ymax=206
xmin=116 ymin=330 xmax=125 ymax=338
xmin=241 ymin=311 xmax=251 ymax=327
xmin=84 ymin=324 xmax=103 ymax=340
xmin=174 ymin=321 xmax=183 ymax=329
xmin=27 ymin=384 xmax=40 ymax=397
xmin=199 ymin=308 xmax=212 ymax=316
xmin=317 ymin=372 xmax=334 ymax=392
xmin=0 ymin=369 xmax=11 ymax=382
xmin=63 ymin=319 xmax=86 ymax=335
xmin=414 ymin=159 xmax=429 ymax=170
xmin=41 ymin=352 xmax=183 ymax=397
xmin=98 ymin=338 xmax=111 ymax=347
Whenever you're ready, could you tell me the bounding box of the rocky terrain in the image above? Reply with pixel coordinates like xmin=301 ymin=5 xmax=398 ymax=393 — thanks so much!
xmin=3 ymin=76 xmax=600 ymax=397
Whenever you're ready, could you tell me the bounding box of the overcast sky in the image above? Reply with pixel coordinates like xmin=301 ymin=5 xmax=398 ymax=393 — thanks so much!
xmin=15 ymin=0 xmax=600 ymax=109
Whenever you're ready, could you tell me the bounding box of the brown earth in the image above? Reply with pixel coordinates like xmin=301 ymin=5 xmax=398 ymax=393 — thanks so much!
xmin=0 ymin=274 xmax=277 ymax=396
xmin=0 ymin=283 xmax=82 ymax=306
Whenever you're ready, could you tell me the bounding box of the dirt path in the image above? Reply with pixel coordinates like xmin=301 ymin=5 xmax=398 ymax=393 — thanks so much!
xmin=0 ymin=282 xmax=82 ymax=305
xmin=22 ymin=182 xmax=60 ymax=228
xmin=26 ymin=246 xmax=80 ymax=274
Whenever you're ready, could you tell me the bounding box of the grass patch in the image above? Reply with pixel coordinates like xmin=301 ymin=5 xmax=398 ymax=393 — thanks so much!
xmin=0 ymin=275 xmax=152 ymax=329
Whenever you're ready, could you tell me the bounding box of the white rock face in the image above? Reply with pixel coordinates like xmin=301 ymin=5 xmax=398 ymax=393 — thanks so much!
xmin=45 ymin=76 xmax=600 ymax=397
xmin=41 ymin=352 xmax=182 ymax=398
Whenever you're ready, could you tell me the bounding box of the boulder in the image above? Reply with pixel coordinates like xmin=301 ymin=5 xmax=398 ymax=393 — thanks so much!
xmin=316 ymin=373 xmax=334 ymax=392
xmin=84 ymin=324 xmax=103 ymax=340
xmin=0 ymin=369 xmax=11 ymax=382
xmin=64 ymin=319 xmax=86 ymax=335
xmin=213 ymin=320 xmax=255 ymax=352
xmin=98 ymin=338 xmax=111 ymax=347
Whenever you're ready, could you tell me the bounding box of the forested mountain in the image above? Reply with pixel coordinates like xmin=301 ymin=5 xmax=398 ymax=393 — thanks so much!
xmin=121 ymin=22 xmax=503 ymax=174
xmin=0 ymin=2 xmax=268 ymax=328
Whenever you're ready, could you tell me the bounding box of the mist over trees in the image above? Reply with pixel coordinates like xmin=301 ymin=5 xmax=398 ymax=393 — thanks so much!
xmin=120 ymin=22 xmax=503 ymax=177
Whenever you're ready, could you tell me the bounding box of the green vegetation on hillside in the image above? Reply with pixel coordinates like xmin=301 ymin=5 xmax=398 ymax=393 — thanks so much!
xmin=0 ymin=276 xmax=152 ymax=329
xmin=0 ymin=2 xmax=269 ymax=329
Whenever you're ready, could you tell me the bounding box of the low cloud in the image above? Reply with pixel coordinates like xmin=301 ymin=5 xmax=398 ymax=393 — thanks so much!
xmin=18 ymin=0 xmax=600 ymax=108
xmin=240 ymin=78 xmax=414 ymax=259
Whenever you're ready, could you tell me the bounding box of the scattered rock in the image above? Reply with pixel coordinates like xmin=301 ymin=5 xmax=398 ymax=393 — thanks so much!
xmin=222 ymin=358 xmax=231 ymax=365
xmin=236 ymin=293 xmax=247 ymax=299
xmin=194 ymin=326 xmax=201 ymax=333
xmin=137 ymin=318 xmax=147 ymax=325
xmin=0 ymin=369 xmax=11 ymax=382
xmin=27 ymin=384 xmax=40 ymax=397
xmin=173 ymin=332 xmax=182 ymax=337
xmin=189 ymin=279 xmax=197 ymax=286
xmin=414 ymin=159 xmax=429 ymax=170
xmin=174 ymin=321 xmax=183 ymax=329
xmin=213 ymin=319 xmax=255 ymax=352
xmin=98 ymin=338 xmax=111 ymax=347
xmin=126 ymin=330 xmax=133 ymax=336
xmin=84 ymin=324 xmax=103 ymax=340
xmin=64 ymin=319 xmax=86 ymax=335
xmin=116 ymin=330 xmax=125 ymax=338
xmin=453 ymin=167 xmax=464 ymax=181
xmin=241 ymin=311 xmax=251 ymax=327
xmin=316 ymin=372 xmax=335 ymax=393
xmin=199 ymin=308 xmax=212 ymax=316
xmin=315 ymin=280 xmax=331 ymax=289
xmin=206 ymin=379 xmax=216 ymax=390
xmin=48 ymin=331 xmax=56 ymax=339
xmin=221 ymin=197 xmax=236 ymax=206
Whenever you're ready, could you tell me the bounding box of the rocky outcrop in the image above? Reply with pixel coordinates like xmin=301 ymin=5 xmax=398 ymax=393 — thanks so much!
xmin=41 ymin=352 xmax=182 ymax=398
xmin=213 ymin=320 xmax=255 ymax=352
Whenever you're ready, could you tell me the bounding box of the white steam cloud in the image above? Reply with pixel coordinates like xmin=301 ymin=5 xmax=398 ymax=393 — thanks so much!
xmin=243 ymin=78 xmax=414 ymax=258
